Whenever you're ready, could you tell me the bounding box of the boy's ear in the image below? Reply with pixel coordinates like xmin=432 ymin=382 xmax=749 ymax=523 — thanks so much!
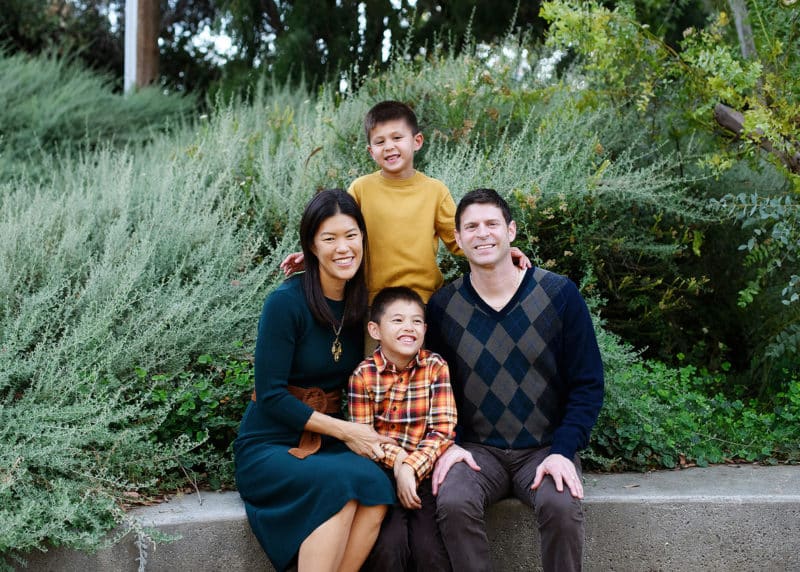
xmin=367 ymin=320 xmax=381 ymax=341
xmin=413 ymin=132 xmax=424 ymax=151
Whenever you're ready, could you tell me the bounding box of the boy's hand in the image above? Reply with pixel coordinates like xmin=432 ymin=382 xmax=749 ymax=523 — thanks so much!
xmin=510 ymin=247 xmax=532 ymax=270
xmin=279 ymin=252 xmax=305 ymax=276
xmin=395 ymin=463 xmax=422 ymax=510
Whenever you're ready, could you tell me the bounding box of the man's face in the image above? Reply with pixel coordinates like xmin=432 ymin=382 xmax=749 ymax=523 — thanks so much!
xmin=455 ymin=203 xmax=517 ymax=268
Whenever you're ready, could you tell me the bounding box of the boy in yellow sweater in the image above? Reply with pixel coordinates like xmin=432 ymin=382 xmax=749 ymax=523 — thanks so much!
xmin=280 ymin=100 xmax=528 ymax=302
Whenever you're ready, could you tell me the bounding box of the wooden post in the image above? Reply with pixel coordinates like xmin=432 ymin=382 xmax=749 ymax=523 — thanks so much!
xmin=136 ymin=0 xmax=160 ymax=87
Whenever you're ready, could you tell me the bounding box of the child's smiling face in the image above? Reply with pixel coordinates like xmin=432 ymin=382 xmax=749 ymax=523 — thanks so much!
xmin=367 ymin=119 xmax=423 ymax=180
xmin=368 ymin=298 xmax=426 ymax=369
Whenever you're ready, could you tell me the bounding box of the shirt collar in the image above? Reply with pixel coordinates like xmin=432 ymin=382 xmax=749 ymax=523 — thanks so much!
xmin=373 ymin=346 xmax=428 ymax=373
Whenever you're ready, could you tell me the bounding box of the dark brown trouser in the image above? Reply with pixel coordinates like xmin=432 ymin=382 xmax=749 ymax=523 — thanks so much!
xmin=361 ymin=473 xmax=451 ymax=572
xmin=435 ymin=444 xmax=585 ymax=572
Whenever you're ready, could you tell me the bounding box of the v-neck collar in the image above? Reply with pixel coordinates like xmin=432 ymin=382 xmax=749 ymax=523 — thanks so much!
xmin=464 ymin=268 xmax=532 ymax=317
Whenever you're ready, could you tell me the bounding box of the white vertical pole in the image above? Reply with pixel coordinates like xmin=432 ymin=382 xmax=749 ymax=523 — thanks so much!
xmin=124 ymin=0 xmax=138 ymax=93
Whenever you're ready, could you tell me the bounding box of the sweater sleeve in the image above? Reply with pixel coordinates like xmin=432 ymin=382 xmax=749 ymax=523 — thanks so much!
xmin=434 ymin=187 xmax=463 ymax=256
xmin=252 ymin=288 xmax=314 ymax=431
xmin=550 ymin=282 xmax=605 ymax=459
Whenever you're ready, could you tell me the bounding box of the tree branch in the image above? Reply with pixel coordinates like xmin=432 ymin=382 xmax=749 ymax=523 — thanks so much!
xmin=714 ymin=103 xmax=800 ymax=174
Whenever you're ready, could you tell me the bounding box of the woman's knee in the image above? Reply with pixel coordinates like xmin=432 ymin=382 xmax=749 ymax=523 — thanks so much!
xmin=341 ymin=499 xmax=358 ymax=516
xmin=355 ymin=502 xmax=387 ymax=527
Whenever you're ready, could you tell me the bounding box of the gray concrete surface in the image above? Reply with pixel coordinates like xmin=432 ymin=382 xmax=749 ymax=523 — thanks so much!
xmin=18 ymin=465 xmax=800 ymax=571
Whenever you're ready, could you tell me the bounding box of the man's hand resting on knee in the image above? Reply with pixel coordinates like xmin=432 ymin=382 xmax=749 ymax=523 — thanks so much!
xmin=531 ymin=453 xmax=584 ymax=499
xmin=431 ymin=444 xmax=481 ymax=496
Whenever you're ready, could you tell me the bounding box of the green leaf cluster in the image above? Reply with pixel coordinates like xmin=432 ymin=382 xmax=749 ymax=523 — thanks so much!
xmin=591 ymin=336 xmax=800 ymax=470
xmin=540 ymin=0 xmax=800 ymax=383
xmin=143 ymin=352 xmax=255 ymax=489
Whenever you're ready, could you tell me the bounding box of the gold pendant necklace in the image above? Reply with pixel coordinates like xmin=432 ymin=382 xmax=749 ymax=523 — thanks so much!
xmin=331 ymin=320 xmax=344 ymax=362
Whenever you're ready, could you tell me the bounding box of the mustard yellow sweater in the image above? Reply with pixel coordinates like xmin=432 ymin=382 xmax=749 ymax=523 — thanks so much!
xmin=348 ymin=171 xmax=461 ymax=303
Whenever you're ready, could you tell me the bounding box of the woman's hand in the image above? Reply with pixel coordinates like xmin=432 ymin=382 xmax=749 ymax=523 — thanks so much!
xmin=341 ymin=421 xmax=396 ymax=459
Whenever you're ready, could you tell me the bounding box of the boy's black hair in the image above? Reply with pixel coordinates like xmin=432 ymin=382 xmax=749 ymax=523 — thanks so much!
xmin=455 ymin=188 xmax=513 ymax=230
xmin=364 ymin=100 xmax=420 ymax=143
xmin=369 ymin=286 xmax=425 ymax=324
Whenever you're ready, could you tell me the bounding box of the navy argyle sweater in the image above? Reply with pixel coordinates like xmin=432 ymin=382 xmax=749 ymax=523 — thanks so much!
xmin=426 ymin=267 xmax=604 ymax=459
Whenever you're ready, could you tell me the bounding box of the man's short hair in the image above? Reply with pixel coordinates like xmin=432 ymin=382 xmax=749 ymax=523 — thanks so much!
xmin=455 ymin=188 xmax=513 ymax=230
xmin=364 ymin=100 xmax=420 ymax=143
xmin=369 ymin=286 xmax=425 ymax=323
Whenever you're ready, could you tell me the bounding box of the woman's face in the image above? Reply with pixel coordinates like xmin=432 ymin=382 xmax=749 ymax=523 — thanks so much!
xmin=311 ymin=213 xmax=363 ymax=298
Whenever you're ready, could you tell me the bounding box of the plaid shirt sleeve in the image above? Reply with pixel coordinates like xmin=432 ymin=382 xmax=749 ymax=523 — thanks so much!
xmin=347 ymin=362 xmax=406 ymax=463
xmin=403 ymin=357 xmax=457 ymax=481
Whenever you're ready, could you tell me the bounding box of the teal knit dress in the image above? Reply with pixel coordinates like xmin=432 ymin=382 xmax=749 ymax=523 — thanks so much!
xmin=234 ymin=276 xmax=394 ymax=571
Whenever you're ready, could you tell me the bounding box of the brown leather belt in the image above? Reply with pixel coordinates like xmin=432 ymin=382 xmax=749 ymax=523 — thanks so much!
xmin=251 ymin=385 xmax=342 ymax=459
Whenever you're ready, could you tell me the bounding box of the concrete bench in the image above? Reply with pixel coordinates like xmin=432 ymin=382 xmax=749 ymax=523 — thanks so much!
xmin=19 ymin=465 xmax=800 ymax=571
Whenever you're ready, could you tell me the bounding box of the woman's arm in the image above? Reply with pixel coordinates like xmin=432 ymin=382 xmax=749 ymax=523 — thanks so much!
xmin=253 ymin=288 xmax=316 ymax=430
xmin=305 ymin=412 xmax=395 ymax=458
xmin=347 ymin=367 xmax=405 ymax=463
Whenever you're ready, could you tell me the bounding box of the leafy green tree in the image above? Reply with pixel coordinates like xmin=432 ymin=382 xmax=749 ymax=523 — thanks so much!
xmin=0 ymin=0 xmax=123 ymax=80
xmin=1 ymin=1 xmax=551 ymax=95
xmin=540 ymin=0 xmax=799 ymax=386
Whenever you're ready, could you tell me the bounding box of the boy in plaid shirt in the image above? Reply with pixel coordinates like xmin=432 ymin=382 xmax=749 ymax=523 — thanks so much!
xmin=348 ymin=286 xmax=456 ymax=572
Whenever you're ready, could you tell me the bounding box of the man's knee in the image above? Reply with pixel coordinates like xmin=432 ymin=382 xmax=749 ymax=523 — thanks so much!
xmin=436 ymin=465 xmax=484 ymax=523
xmin=534 ymin=484 xmax=584 ymax=533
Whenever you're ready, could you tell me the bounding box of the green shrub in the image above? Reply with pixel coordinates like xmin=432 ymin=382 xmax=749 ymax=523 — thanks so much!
xmin=0 ymin=377 xmax=198 ymax=570
xmin=0 ymin=49 xmax=192 ymax=182
xmin=0 ymin=74 xmax=286 ymax=564
xmin=590 ymin=347 xmax=800 ymax=471
xmin=145 ymin=351 xmax=255 ymax=489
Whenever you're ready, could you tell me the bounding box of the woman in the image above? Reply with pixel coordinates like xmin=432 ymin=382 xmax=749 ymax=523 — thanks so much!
xmin=234 ymin=189 xmax=395 ymax=572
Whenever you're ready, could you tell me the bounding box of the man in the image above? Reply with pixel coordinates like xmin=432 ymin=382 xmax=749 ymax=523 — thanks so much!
xmin=425 ymin=188 xmax=604 ymax=572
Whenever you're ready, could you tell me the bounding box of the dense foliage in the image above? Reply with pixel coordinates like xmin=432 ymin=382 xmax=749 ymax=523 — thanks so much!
xmin=1 ymin=3 xmax=798 ymax=566
xmin=0 ymin=48 xmax=192 ymax=182
xmin=541 ymin=0 xmax=800 ymax=387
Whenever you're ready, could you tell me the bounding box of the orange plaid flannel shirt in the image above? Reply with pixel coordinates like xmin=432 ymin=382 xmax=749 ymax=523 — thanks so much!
xmin=348 ymin=348 xmax=457 ymax=481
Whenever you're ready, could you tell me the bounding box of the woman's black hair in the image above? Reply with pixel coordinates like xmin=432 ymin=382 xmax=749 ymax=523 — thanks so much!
xmin=299 ymin=189 xmax=368 ymax=327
